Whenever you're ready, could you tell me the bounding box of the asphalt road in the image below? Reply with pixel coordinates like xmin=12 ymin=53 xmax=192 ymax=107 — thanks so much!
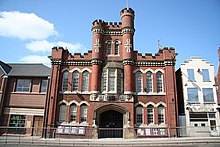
xmin=1 ymin=144 xmax=220 ymax=147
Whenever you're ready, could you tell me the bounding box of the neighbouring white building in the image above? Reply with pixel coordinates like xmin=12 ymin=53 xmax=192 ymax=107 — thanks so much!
xmin=176 ymin=57 xmax=219 ymax=137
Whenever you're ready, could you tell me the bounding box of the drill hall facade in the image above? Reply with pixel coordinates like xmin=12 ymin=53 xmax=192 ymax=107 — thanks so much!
xmin=44 ymin=8 xmax=178 ymax=138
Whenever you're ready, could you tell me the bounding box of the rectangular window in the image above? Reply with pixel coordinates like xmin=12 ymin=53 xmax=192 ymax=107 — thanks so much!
xmin=136 ymin=106 xmax=143 ymax=125
xmin=136 ymin=72 xmax=142 ymax=93
xmin=147 ymin=107 xmax=154 ymax=124
xmin=82 ymin=71 xmax=89 ymax=92
xmin=40 ymin=79 xmax=48 ymax=92
xmin=202 ymin=69 xmax=210 ymax=82
xmin=187 ymin=69 xmax=195 ymax=81
xmin=187 ymin=88 xmax=199 ymax=103
xmin=70 ymin=105 xmax=77 ymax=122
xmin=158 ymin=106 xmax=165 ymax=124
xmin=146 ymin=72 xmax=153 ymax=93
xmin=108 ymin=69 xmax=115 ymax=92
xmin=203 ymin=88 xmax=214 ymax=103
xmin=9 ymin=115 xmax=26 ymax=134
xmin=16 ymin=79 xmax=31 ymax=92
xmin=80 ymin=105 xmax=87 ymax=122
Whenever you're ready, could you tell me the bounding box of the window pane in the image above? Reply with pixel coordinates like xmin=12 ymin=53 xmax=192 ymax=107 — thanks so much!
xmin=115 ymin=41 xmax=119 ymax=55
xmin=70 ymin=104 xmax=77 ymax=122
xmin=82 ymin=71 xmax=89 ymax=92
xmin=202 ymin=69 xmax=210 ymax=81
xmin=16 ymin=79 xmax=31 ymax=92
xmin=147 ymin=105 xmax=154 ymax=124
xmin=158 ymin=106 xmax=165 ymax=124
xmin=9 ymin=115 xmax=26 ymax=134
xmin=136 ymin=106 xmax=143 ymax=125
xmin=72 ymin=71 xmax=79 ymax=91
xmin=106 ymin=41 xmax=112 ymax=55
xmin=117 ymin=70 xmax=123 ymax=94
xmin=40 ymin=79 xmax=48 ymax=92
xmin=101 ymin=69 xmax=107 ymax=92
xmin=146 ymin=72 xmax=153 ymax=93
xmin=156 ymin=72 xmax=163 ymax=93
xmin=203 ymin=88 xmax=214 ymax=102
xmin=136 ymin=72 xmax=142 ymax=93
xmin=62 ymin=71 xmax=69 ymax=91
xmin=187 ymin=69 xmax=195 ymax=81
xmin=108 ymin=69 xmax=115 ymax=91
xmin=80 ymin=105 xmax=87 ymax=122
xmin=59 ymin=104 xmax=66 ymax=122
xmin=187 ymin=88 xmax=199 ymax=103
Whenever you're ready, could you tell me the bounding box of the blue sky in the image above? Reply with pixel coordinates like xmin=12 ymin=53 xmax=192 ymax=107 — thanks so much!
xmin=0 ymin=0 xmax=220 ymax=71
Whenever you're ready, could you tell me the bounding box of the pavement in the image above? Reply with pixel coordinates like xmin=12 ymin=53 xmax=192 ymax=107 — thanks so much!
xmin=1 ymin=136 xmax=220 ymax=146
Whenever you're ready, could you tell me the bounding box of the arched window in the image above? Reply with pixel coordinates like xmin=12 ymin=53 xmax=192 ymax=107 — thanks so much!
xmin=147 ymin=105 xmax=154 ymax=124
xmin=158 ymin=105 xmax=165 ymax=124
xmin=156 ymin=71 xmax=163 ymax=93
xmin=59 ymin=104 xmax=66 ymax=122
xmin=70 ymin=104 xmax=77 ymax=122
xmin=136 ymin=71 xmax=142 ymax=93
xmin=82 ymin=71 xmax=89 ymax=92
xmin=72 ymin=71 xmax=79 ymax=91
xmin=62 ymin=71 xmax=69 ymax=91
xmin=136 ymin=105 xmax=143 ymax=125
xmin=80 ymin=104 xmax=87 ymax=123
xmin=146 ymin=71 xmax=153 ymax=93
xmin=115 ymin=41 xmax=119 ymax=55
xmin=106 ymin=41 xmax=112 ymax=55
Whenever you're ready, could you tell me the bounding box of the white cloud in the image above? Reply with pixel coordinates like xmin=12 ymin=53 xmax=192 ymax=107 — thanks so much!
xmin=20 ymin=55 xmax=51 ymax=67
xmin=25 ymin=40 xmax=87 ymax=53
xmin=0 ymin=11 xmax=58 ymax=40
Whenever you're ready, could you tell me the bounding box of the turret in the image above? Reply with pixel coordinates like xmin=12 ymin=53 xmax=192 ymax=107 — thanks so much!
xmin=120 ymin=8 xmax=135 ymax=28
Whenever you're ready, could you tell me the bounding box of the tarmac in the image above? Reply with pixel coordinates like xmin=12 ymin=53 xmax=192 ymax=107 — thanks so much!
xmin=1 ymin=136 xmax=220 ymax=146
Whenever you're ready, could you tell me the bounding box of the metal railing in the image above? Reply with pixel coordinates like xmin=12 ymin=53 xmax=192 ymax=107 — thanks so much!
xmin=0 ymin=126 xmax=220 ymax=145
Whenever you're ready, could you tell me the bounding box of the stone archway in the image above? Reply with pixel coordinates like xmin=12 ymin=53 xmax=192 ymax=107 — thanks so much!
xmin=93 ymin=104 xmax=129 ymax=138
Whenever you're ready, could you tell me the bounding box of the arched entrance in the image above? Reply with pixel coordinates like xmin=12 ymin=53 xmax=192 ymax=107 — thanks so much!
xmin=99 ymin=110 xmax=123 ymax=138
xmin=94 ymin=104 xmax=129 ymax=138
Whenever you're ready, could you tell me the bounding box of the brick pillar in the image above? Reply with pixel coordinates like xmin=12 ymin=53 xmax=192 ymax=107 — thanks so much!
xmin=123 ymin=62 xmax=133 ymax=94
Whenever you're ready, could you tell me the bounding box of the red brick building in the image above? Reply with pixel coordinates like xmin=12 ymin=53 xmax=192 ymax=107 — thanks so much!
xmin=44 ymin=8 xmax=178 ymax=139
xmin=0 ymin=61 xmax=50 ymax=136
xmin=215 ymin=47 xmax=220 ymax=105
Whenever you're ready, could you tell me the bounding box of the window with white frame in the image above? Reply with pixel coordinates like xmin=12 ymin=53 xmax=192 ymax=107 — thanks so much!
xmin=136 ymin=105 xmax=143 ymax=125
xmin=115 ymin=41 xmax=119 ymax=55
xmin=146 ymin=71 xmax=153 ymax=93
xmin=101 ymin=68 xmax=123 ymax=94
xmin=59 ymin=104 xmax=66 ymax=122
xmin=147 ymin=105 xmax=154 ymax=124
xmin=203 ymin=88 xmax=214 ymax=103
xmin=80 ymin=104 xmax=87 ymax=122
xmin=82 ymin=71 xmax=89 ymax=92
xmin=16 ymin=79 xmax=31 ymax=92
xmin=187 ymin=88 xmax=199 ymax=103
xmin=70 ymin=104 xmax=77 ymax=122
xmin=72 ymin=71 xmax=79 ymax=91
xmin=156 ymin=72 xmax=163 ymax=93
xmin=106 ymin=41 xmax=112 ymax=55
xmin=136 ymin=71 xmax=142 ymax=93
xmin=62 ymin=71 xmax=69 ymax=91
xmin=158 ymin=105 xmax=165 ymax=124
xmin=187 ymin=69 xmax=195 ymax=81
xmin=202 ymin=69 xmax=210 ymax=82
